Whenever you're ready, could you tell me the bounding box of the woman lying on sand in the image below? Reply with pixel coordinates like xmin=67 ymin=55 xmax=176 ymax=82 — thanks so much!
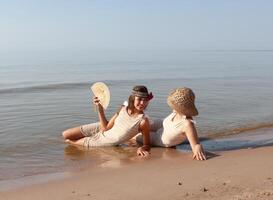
xmin=137 ymin=87 xmax=206 ymax=160
xmin=62 ymin=85 xmax=153 ymax=157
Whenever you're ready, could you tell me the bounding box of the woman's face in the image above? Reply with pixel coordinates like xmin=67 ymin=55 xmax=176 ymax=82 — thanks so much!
xmin=134 ymin=96 xmax=149 ymax=111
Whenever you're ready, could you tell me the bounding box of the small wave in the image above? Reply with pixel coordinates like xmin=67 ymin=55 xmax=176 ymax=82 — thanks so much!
xmin=202 ymin=122 xmax=273 ymax=139
xmin=0 ymin=82 xmax=95 ymax=94
xmin=0 ymin=78 xmax=146 ymax=95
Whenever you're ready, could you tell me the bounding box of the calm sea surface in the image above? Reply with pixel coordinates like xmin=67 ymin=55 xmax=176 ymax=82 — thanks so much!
xmin=0 ymin=51 xmax=273 ymax=186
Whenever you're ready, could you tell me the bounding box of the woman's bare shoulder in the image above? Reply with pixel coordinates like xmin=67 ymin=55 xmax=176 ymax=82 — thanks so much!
xmin=183 ymin=118 xmax=195 ymax=128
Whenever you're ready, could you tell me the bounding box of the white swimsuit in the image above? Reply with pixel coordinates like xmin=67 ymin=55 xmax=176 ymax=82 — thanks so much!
xmin=137 ymin=112 xmax=195 ymax=147
xmin=80 ymin=106 xmax=145 ymax=147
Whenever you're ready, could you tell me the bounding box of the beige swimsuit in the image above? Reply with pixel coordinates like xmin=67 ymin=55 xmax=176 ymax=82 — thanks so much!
xmin=80 ymin=106 xmax=145 ymax=148
xmin=137 ymin=112 xmax=195 ymax=147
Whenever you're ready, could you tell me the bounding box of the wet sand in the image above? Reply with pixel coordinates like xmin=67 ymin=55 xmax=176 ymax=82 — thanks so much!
xmin=1 ymin=143 xmax=273 ymax=200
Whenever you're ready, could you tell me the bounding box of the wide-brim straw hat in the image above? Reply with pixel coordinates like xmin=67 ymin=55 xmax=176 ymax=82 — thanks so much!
xmin=167 ymin=87 xmax=198 ymax=116
xmin=91 ymin=82 xmax=110 ymax=109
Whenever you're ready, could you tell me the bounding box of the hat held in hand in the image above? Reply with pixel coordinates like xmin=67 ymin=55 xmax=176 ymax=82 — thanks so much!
xmin=167 ymin=87 xmax=198 ymax=116
xmin=91 ymin=82 xmax=110 ymax=109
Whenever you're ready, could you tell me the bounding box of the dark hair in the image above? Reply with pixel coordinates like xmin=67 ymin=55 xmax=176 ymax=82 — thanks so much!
xmin=127 ymin=85 xmax=149 ymax=112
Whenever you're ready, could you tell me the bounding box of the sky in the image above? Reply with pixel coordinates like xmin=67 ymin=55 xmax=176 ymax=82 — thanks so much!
xmin=0 ymin=0 xmax=273 ymax=59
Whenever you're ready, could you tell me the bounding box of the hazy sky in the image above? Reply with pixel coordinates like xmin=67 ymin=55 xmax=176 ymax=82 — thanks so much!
xmin=1 ymin=0 xmax=273 ymax=54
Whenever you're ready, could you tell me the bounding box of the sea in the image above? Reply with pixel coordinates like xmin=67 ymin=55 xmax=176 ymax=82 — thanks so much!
xmin=1 ymin=50 xmax=273 ymax=190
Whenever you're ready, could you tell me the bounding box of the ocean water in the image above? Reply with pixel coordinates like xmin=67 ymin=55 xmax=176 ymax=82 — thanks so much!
xmin=0 ymin=51 xmax=273 ymax=187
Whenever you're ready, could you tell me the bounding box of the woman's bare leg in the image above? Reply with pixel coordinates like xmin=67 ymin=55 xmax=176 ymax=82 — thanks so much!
xmin=62 ymin=126 xmax=85 ymax=140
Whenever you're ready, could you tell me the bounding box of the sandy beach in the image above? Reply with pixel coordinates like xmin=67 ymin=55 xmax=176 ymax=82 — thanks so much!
xmin=1 ymin=143 xmax=273 ymax=200
xmin=2 ymin=1 xmax=273 ymax=199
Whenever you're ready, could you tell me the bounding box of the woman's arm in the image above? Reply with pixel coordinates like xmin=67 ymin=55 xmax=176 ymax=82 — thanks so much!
xmin=94 ymin=97 xmax=120 ymax=132
xmin=100 ymin=112 xmax=118 ymax=132
xmin=183 ymin=120 xmax=206 ymax=161
xmin=137 ymin=117 xmax=151 ymax=156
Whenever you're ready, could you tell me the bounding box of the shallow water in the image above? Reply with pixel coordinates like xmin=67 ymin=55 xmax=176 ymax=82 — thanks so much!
xmin=0 ymin=51 xmax=273 ymax=184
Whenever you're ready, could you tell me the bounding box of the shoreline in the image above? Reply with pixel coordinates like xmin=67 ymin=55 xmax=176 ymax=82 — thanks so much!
xmin=1 ymin=146 xmax=273 ymax=200
xmin=180 ymin=126 xmax=273 ymax=152
xmin=202 ymin=122 xmax=273 ymax=139
xmin=1 ymin=126 xmax=273 ymax=195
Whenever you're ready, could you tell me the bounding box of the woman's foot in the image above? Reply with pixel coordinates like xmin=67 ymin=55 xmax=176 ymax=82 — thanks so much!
xmin=65 ymin=138 xmax=85 ymax=147
xmin=65 ymin=139 xmax=76 ymax=145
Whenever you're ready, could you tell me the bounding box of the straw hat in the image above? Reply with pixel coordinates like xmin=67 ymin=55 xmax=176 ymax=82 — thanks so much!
xmin=167 ymin=87 xmax=198 ymax=116
xmin=91 ymin=82 xmax=110 ymax=109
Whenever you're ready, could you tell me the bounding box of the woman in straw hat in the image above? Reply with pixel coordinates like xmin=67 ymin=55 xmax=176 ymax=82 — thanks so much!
xmin=137 ymin=87 xmax=206 ymax=160
xmin=62 ymin=85 xmax=153 ymax=156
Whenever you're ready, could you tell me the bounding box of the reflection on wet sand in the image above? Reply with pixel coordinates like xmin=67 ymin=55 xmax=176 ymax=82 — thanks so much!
xmin=64 ymin=145 xmax=144 ymax=168
xmin=63 ymin=144 xmax=206 ymax=169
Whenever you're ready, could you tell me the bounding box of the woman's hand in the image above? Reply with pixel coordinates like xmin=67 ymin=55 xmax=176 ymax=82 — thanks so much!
xmin=93 ymin=96 xmax=104 ymax=112
xmin=93 ymin=96 xmax=101 ymax=106
xmin=192 ymin=144 xmax=206 ymax=161
xmin=137 ymin=146 xmax=150 ymax=157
